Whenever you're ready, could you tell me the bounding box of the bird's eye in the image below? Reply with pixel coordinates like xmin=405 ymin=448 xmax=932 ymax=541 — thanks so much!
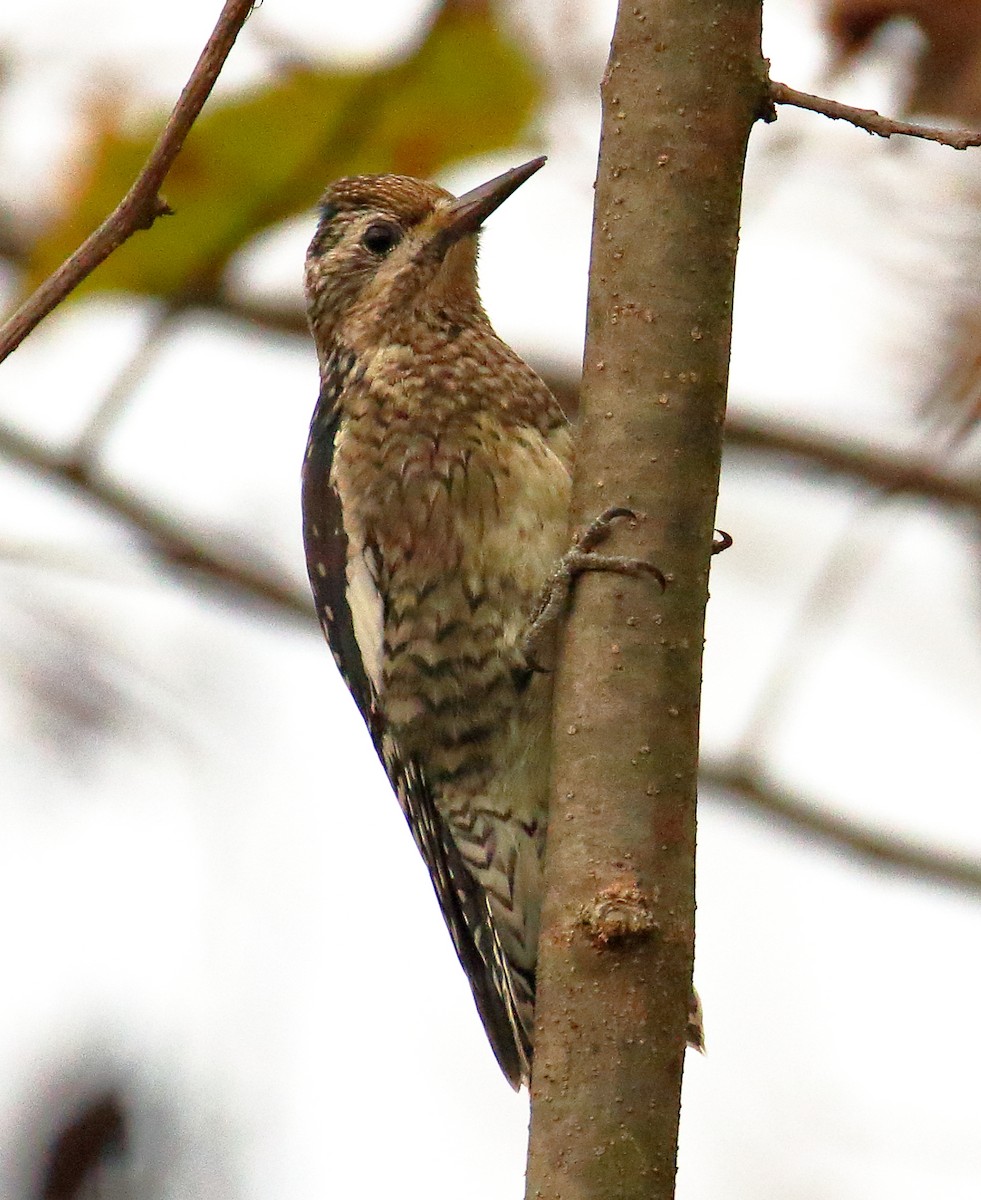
xmin=361 ymin=221 xmax=402 ymax=256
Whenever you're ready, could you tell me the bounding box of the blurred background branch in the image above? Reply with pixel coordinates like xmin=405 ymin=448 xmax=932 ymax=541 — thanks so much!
xmin=0 ymin=413 xmax=311 ymax=617
xmin=700 ymin=759 xmax=981 ymax=895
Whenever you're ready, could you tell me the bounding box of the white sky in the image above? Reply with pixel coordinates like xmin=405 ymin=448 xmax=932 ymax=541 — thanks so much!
xmin=0 ymin=2 xmax=979 ymax=1198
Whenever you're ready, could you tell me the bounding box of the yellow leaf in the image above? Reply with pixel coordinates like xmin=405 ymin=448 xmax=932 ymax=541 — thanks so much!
xmin=26 ymin=1 xmax=541 ymax=300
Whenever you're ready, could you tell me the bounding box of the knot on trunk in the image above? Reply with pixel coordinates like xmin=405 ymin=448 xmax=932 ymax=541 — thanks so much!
xmin=578 ymin=878 xmax=658 ymax=947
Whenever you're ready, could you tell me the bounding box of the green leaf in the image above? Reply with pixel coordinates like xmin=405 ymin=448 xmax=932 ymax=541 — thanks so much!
xmin=26 ymin=0 xmax=541 ymax=300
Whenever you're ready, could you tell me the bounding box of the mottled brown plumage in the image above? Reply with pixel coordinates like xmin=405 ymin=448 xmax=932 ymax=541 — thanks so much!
xmin=302 ymin=159 xmax=570 ymax=1086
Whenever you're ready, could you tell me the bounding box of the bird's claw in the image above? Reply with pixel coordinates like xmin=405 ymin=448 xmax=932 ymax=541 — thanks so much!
xmin=523 ymin=506 xmax=665 ymax=672
xmin=576 ymin=505 xmax=639 ymax=553
xmin=570 ymin=505 xmax=666 ymax=589
xmin=711 ymin=528 xmax=733 ymax=555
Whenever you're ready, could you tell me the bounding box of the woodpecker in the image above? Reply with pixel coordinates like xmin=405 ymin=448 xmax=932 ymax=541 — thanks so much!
xmin=301 ymin=158 xmax=700 ymax=1087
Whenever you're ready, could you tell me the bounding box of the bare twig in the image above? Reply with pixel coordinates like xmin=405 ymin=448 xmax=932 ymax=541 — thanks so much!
xmin=0 ymin=209 xmax=310 ymax=339
xmin=0 ymin=0 xmax=256 ymax=365
xmin=700 ymin=760 xmax=981 ymax=896
xmin=770 ymin=80 xmax=981 ymax=150
xmin=0 ymin=417 xmax=311 ymax=620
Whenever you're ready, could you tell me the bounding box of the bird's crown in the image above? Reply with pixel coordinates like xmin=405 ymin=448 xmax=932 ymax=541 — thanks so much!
xmin=317 ymin=174 xmax=451 ymax=235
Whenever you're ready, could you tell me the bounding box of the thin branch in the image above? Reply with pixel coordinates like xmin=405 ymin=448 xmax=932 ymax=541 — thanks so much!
xmin=0 ymin=417 xmax=311 ymax=620
xmin=0 ymin=211 xmax=311 ymax=341
xmin=769 ymin=80 xmax=981 ymax=150
xmin=723 ymin=414 xmax=981 ymax=513
xmin=0 ymin=0 xmax=256 ymax=365
xmin=700 ymin=760 xmax=981 ymax=896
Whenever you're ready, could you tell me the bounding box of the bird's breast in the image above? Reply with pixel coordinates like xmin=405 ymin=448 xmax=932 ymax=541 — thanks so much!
xmin=332 ymin=403 xmax=571 ymax=602
xmin=329 ymin=399 xmax=570 ymax=778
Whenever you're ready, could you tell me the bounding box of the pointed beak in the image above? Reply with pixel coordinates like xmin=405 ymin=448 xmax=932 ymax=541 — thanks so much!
xmin=433 ymin=156 xmax=546 ymax=251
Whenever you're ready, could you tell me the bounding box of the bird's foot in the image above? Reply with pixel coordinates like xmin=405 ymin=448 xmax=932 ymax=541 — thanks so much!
xmin=523 ymin=506 xmax=665 ymax=672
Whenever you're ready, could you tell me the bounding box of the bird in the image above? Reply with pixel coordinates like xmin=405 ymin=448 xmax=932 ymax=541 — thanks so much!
xmin=300 ymin=157 xmax=700 ymax=1087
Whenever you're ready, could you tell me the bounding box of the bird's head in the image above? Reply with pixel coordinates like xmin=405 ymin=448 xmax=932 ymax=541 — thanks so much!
xmin=304 ymin=157 xmax=545 ymax=354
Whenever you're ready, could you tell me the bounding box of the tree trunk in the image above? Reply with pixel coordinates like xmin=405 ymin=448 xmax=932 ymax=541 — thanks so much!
xmin=525 ymin=3 xmax=765 ymax=1198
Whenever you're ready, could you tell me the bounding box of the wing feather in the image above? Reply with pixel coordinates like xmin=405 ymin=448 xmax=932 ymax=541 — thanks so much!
xmin=302 ymin=371 xmax=530 ymax=1087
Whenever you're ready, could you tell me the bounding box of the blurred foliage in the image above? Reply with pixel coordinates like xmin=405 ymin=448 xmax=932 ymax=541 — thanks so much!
xmin=25 ymin=0 xmax=541 ymax=300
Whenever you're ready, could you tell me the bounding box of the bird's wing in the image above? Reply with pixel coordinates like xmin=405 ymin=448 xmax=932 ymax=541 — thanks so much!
xmin=302 ymin=379 xmax=530 ymax=1088
xmin=302 ymin=372 xmax=380 ymax=724
xmin=384 ymin=752 xmax=531 ymax=1088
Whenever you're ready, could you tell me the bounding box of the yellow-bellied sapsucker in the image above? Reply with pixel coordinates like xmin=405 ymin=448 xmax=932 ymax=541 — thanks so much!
xmin=301 ymin=158 xmax=702 ymax=1087
xmin=302 ymin=158 xmax=563 ymax=1088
